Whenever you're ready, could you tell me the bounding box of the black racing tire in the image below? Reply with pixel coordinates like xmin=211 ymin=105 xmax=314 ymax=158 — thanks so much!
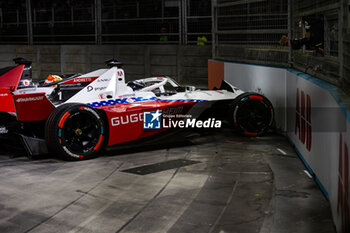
xmin=231 ymin=92 xmax=274 ymax=136
xmin=45 ymin=103 xmax=107 ymax=160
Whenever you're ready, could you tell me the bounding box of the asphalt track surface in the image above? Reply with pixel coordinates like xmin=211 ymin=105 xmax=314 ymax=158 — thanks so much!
xmin=0 ymin=130 xmax=336 ymax=233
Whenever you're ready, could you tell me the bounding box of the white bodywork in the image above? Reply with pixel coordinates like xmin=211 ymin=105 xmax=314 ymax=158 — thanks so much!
xmin=13 ymin=66 xmax=245 ymax=105
xmin=66 ymin=67 xmax=245 ymax=104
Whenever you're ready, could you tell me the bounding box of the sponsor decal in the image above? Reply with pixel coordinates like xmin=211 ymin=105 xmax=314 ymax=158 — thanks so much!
xmin=0 ymin=93 xmax=8 ymax=97
xmin=63 ymin=146 xmax=80 ymax=158
xmin=80 ymin=106 xmax=101 ymax=120
xmin=143 ymin=110 xmax=162 ymax=129
xmin=87 ymin=86 xmax=106 ymax=92
xmin=0 ymin=127 xmax=8 ymax=134
xmin=97 ymin=78 xmax=111 ymax=83
xmin=22 ymin=79 xmax=31 ymax=86
xmin=16 ymin=96 xmax=44 ymax=103
xmin=88 ymin=97 xmax=205 ymax=108
xmin=61 ymin=83 xmax=82 ymax=87
xmin=337 ymin=133 xmax=350 ymax=233
xmin=60 ymin=77 xmax=97 ymax=85
xmin=295 ymin=88 xmax=312 ymax=151
xmin=118 ymin=93 xmax=136 ymax=98
xmin=95 ymin=87 xmax=106 ymax=91
xmin=88 ymin=97 xmax=158 ymax=107
xmin=111 ymin=113 xmax=143 ymax=126
xmin=162 ymin=106 xmax=184 ymax=115
xmin=118 ymin=71 xmax=123 ymax=76
xmin=73 ymin=77 xmax=93 ymax=83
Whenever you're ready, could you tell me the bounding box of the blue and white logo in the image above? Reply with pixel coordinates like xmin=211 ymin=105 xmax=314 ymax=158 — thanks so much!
xmin=143 ymin=110 xmax=162 ymax=129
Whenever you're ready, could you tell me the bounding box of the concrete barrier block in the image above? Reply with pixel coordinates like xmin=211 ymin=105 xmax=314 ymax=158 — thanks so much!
xmin=0 ymin=62 xmax=14 ymax=67
xmin=90 ymin=64 xmax=105 ymax=71
xmin=149 ymin=45 xmax=177 ymax=55
xmin=63 ymin=54 xmax=87 ymax=63
xmin=90 ymin=54 xmax=117 ymax=65
xmin=150 ymin=55 xmax=177 ymax=66
xmin=182 ymin=56 xmax=208 ymax=67
xmin=63 ymin=63 xmax=86 ymax=73
xmin=118 ymin=45 xmax=144 ymax=55
xmin=39 ymin=63 xmax=61 ymax=72
xmin=183 ymin=46 xmax=211 ymax=56
xmin=39 ymin=54 xmax=60 ymax=63
xmin=0 ymin=53 xmax=17 ymax=62
xmin=183 ymin=66 xmax=208 ymax=78
xmin=89 ymin=45 xmax=114 ymax=55
xmin=61 ymin=45 xmax=88 ymax=55
xmin=118 ymin=55 xmax=144 ymax=65
xmin=0 ymin=45 xmax=15 ymax=53
xmin=151 ymin=65 xmax=177 ymax=76
xmin=14 ymin=46 xmax=37 ymax=54
xmin=124 ymin=65 xmax=145 ymax=75
xmin=38 ymin=46 xmax=60 ymax=55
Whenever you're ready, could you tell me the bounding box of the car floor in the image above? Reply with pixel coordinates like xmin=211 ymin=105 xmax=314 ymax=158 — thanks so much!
xmin=0 ymin=130 xmax=336 ymax=233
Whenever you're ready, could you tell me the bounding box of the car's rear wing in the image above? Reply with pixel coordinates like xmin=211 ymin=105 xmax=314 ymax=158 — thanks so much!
xmin=0 ymin=64 xmax=24 ymax=91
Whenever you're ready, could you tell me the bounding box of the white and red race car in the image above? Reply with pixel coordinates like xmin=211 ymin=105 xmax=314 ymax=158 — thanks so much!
xmin=0 ymin=58 xmax=274 ymax=160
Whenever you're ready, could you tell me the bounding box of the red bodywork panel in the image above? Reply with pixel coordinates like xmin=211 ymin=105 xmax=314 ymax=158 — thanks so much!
xmin=60 ymin=76 xmax=98 ymax=84
xmin=0 ymin=65 xmax=24 ymax=113
xmin=13 ymin=92 xmax=55 ymax=121
xmin=0 ymin=89 xmax=15 ymax=113
xmin=99 ymin=100 xmax=195 ymax=146
xmin=0 ymin=65 xmax=24 ymax=91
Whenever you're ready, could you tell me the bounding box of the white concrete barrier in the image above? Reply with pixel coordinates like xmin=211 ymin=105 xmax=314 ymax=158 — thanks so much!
xmin=208 ymin=59 xmax=350 ymax=233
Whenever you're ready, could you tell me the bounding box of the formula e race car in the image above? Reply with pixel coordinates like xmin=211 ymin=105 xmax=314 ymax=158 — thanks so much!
xmin=0 ymin=58 xmax=274 ymax=160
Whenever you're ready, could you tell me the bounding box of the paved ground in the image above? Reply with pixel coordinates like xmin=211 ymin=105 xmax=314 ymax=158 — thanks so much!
xmin=0 ymin=130 xmax=336 ymax=233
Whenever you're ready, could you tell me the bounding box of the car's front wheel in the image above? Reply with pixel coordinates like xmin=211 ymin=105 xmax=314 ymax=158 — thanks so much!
xmin=231 ymin=92 xmax=274 ymax=136
xmin=45 ymin=104 xmax=106 ymax=160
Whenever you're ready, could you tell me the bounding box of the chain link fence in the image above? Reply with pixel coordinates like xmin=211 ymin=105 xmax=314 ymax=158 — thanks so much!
xmin=291 ymin=0 xmax=342 ymax=85
xmin=212 ymin=0 xmax=289 ymax=66
xmin=0 ymin=0 xmax=212 ymax=45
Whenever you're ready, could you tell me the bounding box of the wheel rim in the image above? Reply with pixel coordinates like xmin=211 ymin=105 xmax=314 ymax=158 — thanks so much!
xmin=61 ymin=111 xmax=101 ymax=154
xmin=235 ymin=99 xmax=272 ymax=133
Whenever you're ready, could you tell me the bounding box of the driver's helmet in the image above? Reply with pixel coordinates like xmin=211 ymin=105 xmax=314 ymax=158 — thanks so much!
xmin=44 ymin=74 xmax=62 ymax=85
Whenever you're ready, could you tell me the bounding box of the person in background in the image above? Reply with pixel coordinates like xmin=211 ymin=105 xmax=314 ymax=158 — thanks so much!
xmin=279 ymin=35 xmax=288 ymax=46
xmin=160 ymin=26 xmax=168 ymax=42
xmin=197 ymin=35 xmax=207 ymax=45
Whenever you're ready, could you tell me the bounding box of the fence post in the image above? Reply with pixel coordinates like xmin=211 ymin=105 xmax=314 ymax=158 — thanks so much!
xmin=95 ymin=0 xmax=102 ymax=45
xmin=178 ymin=1 xmax=182 ymax=44
xmin=288 ymin=0 xmax=292 ymax=65
xmin=211 ymin=0 xmax=216 ymax=58
xmin=339 ymin=0 xmax=344 ymax=85
xmin=0 ymin=8 xmax=2 ymax=28
xmin=26 ymin=0 xmax=33 ymax=45
xmin=183 ymin=0 xmax=187 ymax=45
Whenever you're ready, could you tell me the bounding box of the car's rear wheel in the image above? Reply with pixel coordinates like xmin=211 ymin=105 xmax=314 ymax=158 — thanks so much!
xmin=45 ymin=104 xmax=106 ymax=160
xmin=231 ymin=92 xmax=274 ymax=136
